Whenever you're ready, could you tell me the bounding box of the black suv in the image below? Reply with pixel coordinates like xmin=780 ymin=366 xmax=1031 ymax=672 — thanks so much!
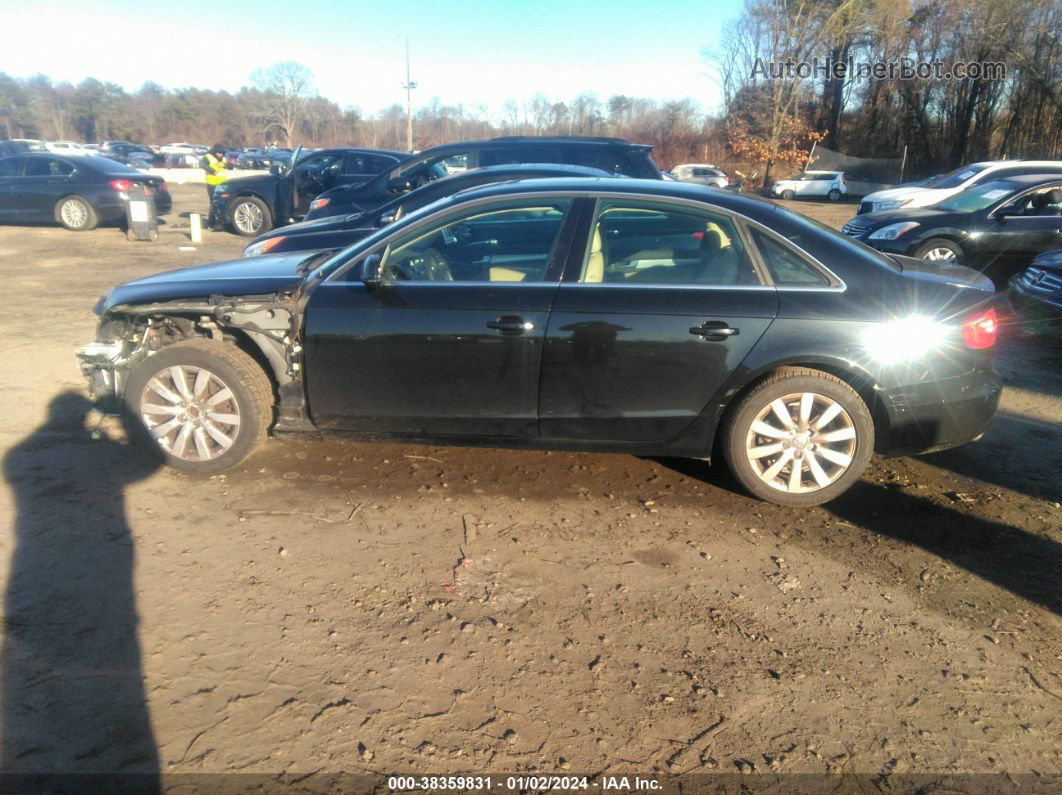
xmin=301 ymin=136 xmax=662 ymax=221
xmin=213 ymin=147 xmax=411 ymax=236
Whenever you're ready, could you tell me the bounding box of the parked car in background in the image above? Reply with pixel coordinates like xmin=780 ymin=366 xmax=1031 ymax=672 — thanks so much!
xmin=102 ymin=141 xmax=154 ymax=159
xmin=771 ymin=171 xmax=847 ymax=201
xmin=0 ymin=152 xmax=170 ymax=230
xmin=105 ymin=152 xmax=153 ymax=171
xmin=160 ymin=142 xmax=199 ymax=155
xmin=163 ymin=153 xmax=201 ymax=168
xmin=245 ymin=163 xmax=617 ymax=256
xmin=213 ymin=146 xmax=410 ymax=236
xmin=44 ymin=141 xmax=94 ymax=156
xmin=297 ymin=136 xmax=663 ymax=223
xmin=235 ymin=148 xmax=294 ymax=169
xmin=77 ymin=178 xmax=1000 ymax=507
xmin=842 ymin=175 xmax=1062 ymax=275
xmin=671 ymin=164 xmax=729 ymax=188
xmin=1006 ymin=249 xmax=1062 ymax=333
xmin=0 ymin=139 xmax=45 ymax=158
xmin=858 ymin=160 xmax=1062 ymax=214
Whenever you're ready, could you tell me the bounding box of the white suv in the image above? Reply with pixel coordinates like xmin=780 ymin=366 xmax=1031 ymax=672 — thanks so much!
xmin=771 ymin=170 xmax=847 ymax=201
xmin=859 ymin=160 xmax=1062 ymax=215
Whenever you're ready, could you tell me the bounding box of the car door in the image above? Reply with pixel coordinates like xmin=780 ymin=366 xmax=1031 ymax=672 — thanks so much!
xmin=290 ymin=152 xmax=344 ymax=218
xmin=983 ymin=183 xmax=1062 ymax=266
xmin=539 ymin=197 xmax=778 ymax=442
xmin=0 ymin=157 xmax=25 ymax=219
xmin=20 ymin=156 xmax=76 ymax=220
xmin=303 ymin=195 xmax=583 ymax=436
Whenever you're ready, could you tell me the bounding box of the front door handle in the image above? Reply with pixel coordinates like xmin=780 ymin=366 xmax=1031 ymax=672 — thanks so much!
xmin=487 ymin=316 xmax=534 ymax=335
xmin=690 ymin=322 xmax=739 ymax=340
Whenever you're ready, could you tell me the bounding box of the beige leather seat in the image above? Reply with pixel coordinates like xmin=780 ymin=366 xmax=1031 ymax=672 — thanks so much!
xmin=584 ymin=226 xmax=605 ymax=283
xmin=489 ymin=267 xmax=527 ymax=282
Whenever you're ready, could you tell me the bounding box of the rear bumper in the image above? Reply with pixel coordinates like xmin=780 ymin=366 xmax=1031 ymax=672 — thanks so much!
xmin=880 ymin=366 xmax=1002 ymax=455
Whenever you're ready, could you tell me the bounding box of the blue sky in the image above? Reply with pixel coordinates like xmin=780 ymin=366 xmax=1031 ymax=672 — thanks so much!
xmin=0 ymin=0 xmax=743 ymax=117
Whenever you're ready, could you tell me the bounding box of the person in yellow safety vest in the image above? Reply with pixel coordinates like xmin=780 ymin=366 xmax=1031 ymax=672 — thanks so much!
xmin=201 ymin=143 xmax=229 ymax=228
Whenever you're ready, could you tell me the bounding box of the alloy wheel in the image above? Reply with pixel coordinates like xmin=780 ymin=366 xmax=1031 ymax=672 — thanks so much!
xmin=923 ymin=246 xmax=957 ymax=262
xmin=233 ymin=201 xmax=263 ymax=234
xmin=745 ymin=391 xmax=857 ymax=494
xmin=61 ymin=199 xmax=88 ymax=228
xmin=140 ymin=364 xmax=242 ymax=461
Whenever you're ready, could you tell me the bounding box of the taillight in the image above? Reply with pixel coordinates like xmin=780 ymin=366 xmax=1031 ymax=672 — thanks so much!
xmin=962 ymin=307 xmax=998 ymax=349
xmin=310 ymin=197 xmax=330 ymax=210
xmin=109 ymin=178 xmax=132 ymax=192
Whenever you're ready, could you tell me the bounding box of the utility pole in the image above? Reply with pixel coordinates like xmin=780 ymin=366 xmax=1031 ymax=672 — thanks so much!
xmin=403 ymin=39 xmax=417 ymax=152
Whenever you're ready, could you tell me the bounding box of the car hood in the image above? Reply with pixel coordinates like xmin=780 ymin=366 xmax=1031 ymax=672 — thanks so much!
xmin=99 ymin=251 xmax=321 ymax=313
xmin=257 ymin=212 xmax=350 ymax=241
xmin=862 ymin=186 xmax=954 ymax=204
xmin=853 ymin=207 xmax=963 ymax=229
xmin=1030 ymin=248 xmax=1062 ymax=273
xmin=221 ymin=173 xmax=279 ymax=193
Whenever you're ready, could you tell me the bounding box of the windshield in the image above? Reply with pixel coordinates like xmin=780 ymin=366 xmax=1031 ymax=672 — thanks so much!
xmin=770 ymin=203 xmax=902 ymax=272
xmin=936 ymin=180 xmax=1021 ymax=212
xmin=926 ymin=164 xmax=988 ymax=190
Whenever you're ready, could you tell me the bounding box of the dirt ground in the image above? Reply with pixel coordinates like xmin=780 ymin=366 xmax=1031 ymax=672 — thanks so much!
xmin=0 ymin=185 xmax=1059 ymax=787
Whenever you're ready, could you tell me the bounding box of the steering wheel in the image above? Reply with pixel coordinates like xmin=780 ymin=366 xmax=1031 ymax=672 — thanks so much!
xmin=388 ymin=248 xmax=453 ymax=281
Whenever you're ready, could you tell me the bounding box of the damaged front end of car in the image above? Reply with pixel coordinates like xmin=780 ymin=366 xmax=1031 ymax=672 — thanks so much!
xmin=76 ymin=289 xmax=314 ymax=431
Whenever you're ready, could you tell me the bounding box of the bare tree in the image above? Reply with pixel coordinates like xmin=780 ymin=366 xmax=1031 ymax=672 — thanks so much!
xmin=250 ymin=62 xmax=315 ymax=147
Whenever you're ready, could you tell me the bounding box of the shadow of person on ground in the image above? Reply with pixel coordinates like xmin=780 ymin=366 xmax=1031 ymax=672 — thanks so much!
xmin=2 ymin=392 xmax=160 ymax=784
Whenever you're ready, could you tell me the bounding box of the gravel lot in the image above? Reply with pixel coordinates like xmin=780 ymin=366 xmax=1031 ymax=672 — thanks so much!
xmin=0 ymin=185 xmax=1059 ymax=786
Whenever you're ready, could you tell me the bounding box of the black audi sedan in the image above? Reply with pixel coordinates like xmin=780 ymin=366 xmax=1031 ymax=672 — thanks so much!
xmin=843 ymin=175 xmax=1062 ymax=276
xmin=212 ymin=146 xmax=410 ymax=236
xmin=77 ymin=179 xmax=1001 ymax=507
xmin=243 ymin=163 xmax=618 ymax=257
xmin=0 ymin=152 xmax=171 ymax=230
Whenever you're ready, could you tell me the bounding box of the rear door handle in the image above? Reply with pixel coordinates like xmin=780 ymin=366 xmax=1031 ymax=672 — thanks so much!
xmin=690 ymin=322 xmax=739 ymax=340
xmin=487 ymin=316 xmax=534 ymax=334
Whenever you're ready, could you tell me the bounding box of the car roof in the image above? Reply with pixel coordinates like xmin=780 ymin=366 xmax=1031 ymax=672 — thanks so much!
xmin=416 ymin=136 xmax=653 ymax=157
xmin=444 ymin=176 xmax=778 ymax=218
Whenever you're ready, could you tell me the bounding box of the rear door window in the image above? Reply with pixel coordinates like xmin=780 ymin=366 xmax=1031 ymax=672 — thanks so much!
xmin=750 ymin=229 xmax=829 ymax=286
xmin=25 ymin=158 xmax=74 ymax=177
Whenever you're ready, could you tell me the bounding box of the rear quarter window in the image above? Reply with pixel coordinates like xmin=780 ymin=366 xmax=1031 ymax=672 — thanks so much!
xmin=750 ymin=228 xmax=829 ymax=286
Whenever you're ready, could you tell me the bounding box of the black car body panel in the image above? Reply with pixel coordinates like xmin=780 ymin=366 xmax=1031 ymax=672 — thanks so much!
xmin=299 ymin=136 xmax=662 ymax=222
xmin=1006 ymin=249 xmax=1062 ymax=329
xmin=245 ymin=164 xmax=617 ymax=256
xmin=0 ymin=152 xmax=171 ymax=223
xmin=212 ymin=147 xmax=410 ymax=230
xmin=79 ymin=178 xmax=1000 ymax=472
xmin=844 ymin=175 xmax=1062 ymax=278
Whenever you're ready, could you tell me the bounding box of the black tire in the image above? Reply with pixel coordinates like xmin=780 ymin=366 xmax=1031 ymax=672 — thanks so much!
xmin=124 ymin=339 xmax=274 ymax=473
xmin=229 ymin=196 xmax=272 ymax=236
xmin=55 ymin=195 xmax=98 ymax=231
xmin=828 ymin=188 xmax=842 ymax=202
xmin=721 ymin=367 xmax=874 ymax=507
xmin=914 ymin=237 xmax=963 ymax=263
xmin=781 ymin=189 xmax=795 ymax=200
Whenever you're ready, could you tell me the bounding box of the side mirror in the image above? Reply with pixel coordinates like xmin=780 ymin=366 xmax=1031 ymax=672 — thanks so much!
xmin=388 ymin=177 xmax=413 ymax=194
xmin=360 ymin=253 xmax=382 ymax=286
xmin=269 ymin=164 xmax=282 ymax=175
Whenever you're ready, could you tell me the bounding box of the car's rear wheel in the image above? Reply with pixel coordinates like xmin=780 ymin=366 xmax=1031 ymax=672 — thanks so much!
xmin=230 ymin=196 xmax=272 ymax=236
xmin=722 ymin=368 xmax=874 ymax=506
xmin=828 ymin=188 xmax=842 ymax=201
xmin=781 ymin=189 xmax=795 ymax=200
xmin=55 ymin=195 xmax=98 ymax=231
xmin=915 ymin=237 xmax=963 ymax=262
xmin=124 ymin=339 xmax=273 ymax=472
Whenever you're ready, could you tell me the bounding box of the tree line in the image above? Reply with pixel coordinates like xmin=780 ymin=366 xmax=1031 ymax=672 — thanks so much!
xmin=0 ymin=0 xmax=1059 ymax=181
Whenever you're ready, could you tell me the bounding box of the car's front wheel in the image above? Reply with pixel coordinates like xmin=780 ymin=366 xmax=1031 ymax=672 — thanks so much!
xmin=722 ymin=368 xmax=874 ymax=506
xmin=230 ymin=196 xmax=273 ymax=236
xmin=781 ymin=189 xmax=795 ymax=200
xmin=915 ymin=237 xmax=963 ymax=262
xmin=124 ymin=339 xmax=274 ymax=472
